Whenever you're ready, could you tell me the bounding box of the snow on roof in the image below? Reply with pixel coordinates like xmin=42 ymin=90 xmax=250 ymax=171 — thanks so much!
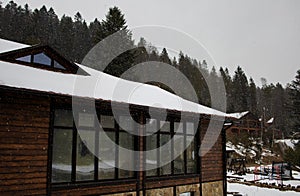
xmin=0 ymin=59 xmax=227 ymax=116
xmin=226 ymin=111 xmax=249 ymax=119
xmin=267 ymin=117 xmax=274 ymax=124
xmin=0 ymin=38 xmax=29 ymax=53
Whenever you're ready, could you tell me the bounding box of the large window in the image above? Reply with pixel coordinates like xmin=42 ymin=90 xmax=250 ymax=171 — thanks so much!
xmin=51 ymin=108 xmax=199 ymax=184
xmin=145 ymin=119 xmax=199 ymax=177
xmin=51 ymin=109 xmax=136 ymax=183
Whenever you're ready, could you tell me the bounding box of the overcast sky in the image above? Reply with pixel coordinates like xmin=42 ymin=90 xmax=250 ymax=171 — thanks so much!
xmin=6 ymin=0 xmax=300 ymax=86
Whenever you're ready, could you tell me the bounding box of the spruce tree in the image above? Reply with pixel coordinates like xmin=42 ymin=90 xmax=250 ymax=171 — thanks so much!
xmin=288 ymin=70 xmax=300 ymax=133
xmin=95 ymin=6 xmax=135 ymax=76
xmin=159 ymin=48 xmax=171 ymax=64
xmin=232 ymin=66 xmax=249 ymax=112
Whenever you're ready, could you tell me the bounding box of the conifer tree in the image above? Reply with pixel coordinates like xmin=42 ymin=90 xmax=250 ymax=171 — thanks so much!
xmin=95 ymin=6 xmax=135 ymax=76
xmin=232 ymin=66 xmax=249 ymax=111
xmin=159 ymin=48 xmax=171 ymax=64
xmin=288 ymin=70 xmax=300 ymax=133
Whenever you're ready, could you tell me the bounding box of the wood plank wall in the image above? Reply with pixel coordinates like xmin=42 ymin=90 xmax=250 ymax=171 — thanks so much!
xmin=200 ymin=118 xmax=224 ymax=182
xmin=0 ymin=89 xmax=50 ymax=195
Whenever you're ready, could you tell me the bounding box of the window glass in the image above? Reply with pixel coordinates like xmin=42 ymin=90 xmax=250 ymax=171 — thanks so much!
xmin=33 ymin=52 xmax=51 ymax=66
xmin=160 ymin=134 xmax=171 ymax=175
xmin=160 ymin=121 xmax=170 ymax=132
xmin=54 ymin=60 xmax=66 ymax=70
xmin=52 ymin=129 xmax=73 ymax=183
xmin=146 ymin=134 xmax=157 ymax=176
xmin=76 ymin=130 xmax=95 ymax=181
xmin=186 ymin=136 xmax=196 ymax=173
xmin=78 ymin=113 xmax=95 ymax=128
xmin=98 ymin=131 xmax=115 ymax=180
xmin=119 ymin=116 xmax=133 ymax=131
xmin=174 ymin=122 xmax=183 ymax=133
xmin=186 ymin=122 xmax=195 ymax=135
xmin=119 ymin=132 xmax=134 ymax=178
xmin=100 ymin=115 xmax=115 ymax=129
xmin=174 ymin=134 xmax=184 ymax=174
xmin=146 ymin=118 xmax=157 ymax=134
xmin=16 ymin=55 xmax=31 ymax=63
xmin=54 ymin=109 xmax=73 ymax=127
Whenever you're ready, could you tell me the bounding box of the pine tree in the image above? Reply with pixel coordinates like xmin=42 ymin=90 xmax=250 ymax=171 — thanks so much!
xmin=159 ymin=48 xmax=171 ymax=64
xmin=232 ymin=66 xmax=249 ymax=112
xmin=72 ymin=12 xmax=91 ymax=62
xmin=89 ymin=18 xmax=102 ymax=46
xmin=248 ymin=78 xmax=258 ymax=115
xmin=99 ymin=6 xmax=128 ymax=40
xmin=220 ymin=67 xmax=234 ymax=112
xmin=94 ymin=6 xmax=135 ymax=76
xmin=288 ymin=70 xmax=300 ymax=133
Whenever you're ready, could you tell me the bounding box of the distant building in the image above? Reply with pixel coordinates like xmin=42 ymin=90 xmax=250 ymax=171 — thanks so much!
xmin=226 ymin=111 xmax=282 ymax=139
xmin=0 ymin=39 xmax=228 ymax=195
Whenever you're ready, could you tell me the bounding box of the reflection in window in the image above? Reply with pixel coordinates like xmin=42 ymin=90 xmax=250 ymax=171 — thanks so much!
xmin=52 ymin=129 xmax=73 ymax=183
xmin=160 ymin=134 xmax=171 ymax=175
xmin=54 ymin=60 xmax=66 ymax=70
xmin=100 ymin=115 xmax=115 ymax=129
xmin=186 ymin=136 xmax=196 ymax=174
xmin=33 ymin=52 xmax=51 ymax=66
xmin=146 ymin=118 xmax=157 ymax=134
xmin=98 ymin=131 xmax=115 ymax=180
xmin=174 ymin=134 xmax=184 ymax=174
xmin=174 ymin=122 xmax=183 ymax=133
xmin=119 ymin=132 xmax=134 ymax=178
xmin=119 ymin=116 xmax=133 ymax=131
xmin=160 ymin=121 xmax=170 ymax=132
xmin=76 ymin=130 xmax=95 ymax=181
xmin=146 ymin=132 xmax=157 ymax=176
xmin=16 ymin=55 xmax=31 ymax=63
xmin=54 ymin=109 xmax=73 ymax=127
xmin=78 ymin=113 xmax=95 ymax=127
xmin=186 ymin=122 xmax=195 ymax=135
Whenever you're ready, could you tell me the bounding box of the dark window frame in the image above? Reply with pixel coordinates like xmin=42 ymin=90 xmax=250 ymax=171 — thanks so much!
xmin=50 ymin=105 xmax=200 ymax=186
xmin=51 ymin=107 xmax=138 ymax=185
xmin=145 ymin=118 xmax=200 ymax=178
xmin=15 ymin=52 xmax=66 ymax=70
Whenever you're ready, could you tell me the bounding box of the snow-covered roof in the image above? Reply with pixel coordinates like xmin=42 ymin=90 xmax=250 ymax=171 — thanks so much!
xmin=226 ymin=111 xmax=249 ymax=119
xmin=0 ymin=59 xmax=227 ymax=116
xmin=0 ymin=38 xmax=29 ymax=54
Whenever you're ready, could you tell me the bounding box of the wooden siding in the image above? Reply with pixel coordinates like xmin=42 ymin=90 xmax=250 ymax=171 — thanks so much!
xmin=0 ymin=89 xmax=50 ymax=195
xmin=200 ymin=119 xmax=224 ymax=182
xmin=145 ymin=176 xmax=200 ymax=189
xmin=51 ymin=181 xmax=137 ymax=195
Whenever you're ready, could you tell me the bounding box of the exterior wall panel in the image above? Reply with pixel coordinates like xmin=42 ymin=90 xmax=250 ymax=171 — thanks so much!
xmin=0 ymin=89 xmax=50 ymax=195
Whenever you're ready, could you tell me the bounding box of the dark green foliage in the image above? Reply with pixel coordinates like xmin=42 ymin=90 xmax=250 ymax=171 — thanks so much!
xmin=232 ymin=66 xmax=249 ymax=112
xmin=288 ymin=70 xmax=300 ymax=134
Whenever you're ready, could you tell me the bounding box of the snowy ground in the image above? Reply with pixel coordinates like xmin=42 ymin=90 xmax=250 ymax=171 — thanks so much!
xmin=227 ymin=168 xmax=300 ymax=195
xmin=227 ymin=182 xmax=299 ymax=196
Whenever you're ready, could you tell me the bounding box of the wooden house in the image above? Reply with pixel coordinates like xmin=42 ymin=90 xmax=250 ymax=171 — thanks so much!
xmin=226 ymin=111 xmax=282 ymax=140
xmin=0 ymin=39 xmax=228 ymax=195
xmin=226 ymin=111 xmax=261 ymax=137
